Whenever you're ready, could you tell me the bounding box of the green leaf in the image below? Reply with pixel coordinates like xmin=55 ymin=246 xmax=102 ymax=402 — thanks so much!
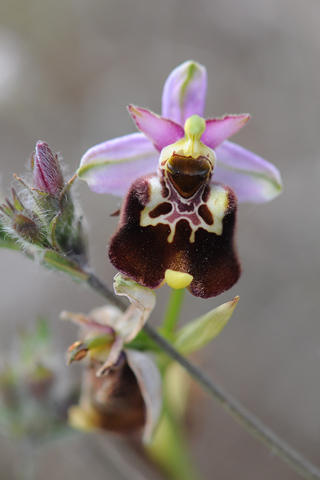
xmin=43 ymin=250 xmax=89 ymax=281
xmin=173 ymin=296 xmax=239 ymax=356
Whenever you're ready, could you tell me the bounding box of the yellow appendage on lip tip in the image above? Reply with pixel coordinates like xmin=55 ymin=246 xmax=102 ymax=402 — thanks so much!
xmin=165 ymin=269 xmax=193 ymax=289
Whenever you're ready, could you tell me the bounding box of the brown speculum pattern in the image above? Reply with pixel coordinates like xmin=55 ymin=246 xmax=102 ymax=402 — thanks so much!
xmin=109 ymin=152 xmax=241 ymax=298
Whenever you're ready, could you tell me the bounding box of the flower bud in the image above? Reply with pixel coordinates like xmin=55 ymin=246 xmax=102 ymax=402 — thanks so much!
xmin=32 ymin=141 xmax=64 ymax=196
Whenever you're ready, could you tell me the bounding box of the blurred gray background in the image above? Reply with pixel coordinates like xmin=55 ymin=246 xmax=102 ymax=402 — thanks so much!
xmin=0 ymin=0 xmax=319 ymax=479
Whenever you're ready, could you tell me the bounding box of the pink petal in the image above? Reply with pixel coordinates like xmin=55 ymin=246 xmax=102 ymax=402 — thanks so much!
xmin=202 ymin=114 xmax=251 ymax=149
xmin=213 ymin=141 xmax=283 ymax=203
xmin=77 ymin=133 xmax=158 ymax=196
xmin=161 ymin=60 xmax=207 ymax=125
xmin=128 ymin=105 xmax=184 ymax=152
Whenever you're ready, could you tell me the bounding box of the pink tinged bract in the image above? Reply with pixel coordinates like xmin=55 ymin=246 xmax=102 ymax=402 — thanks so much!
xmin=78 ymin=60 xmax=282 ymax=204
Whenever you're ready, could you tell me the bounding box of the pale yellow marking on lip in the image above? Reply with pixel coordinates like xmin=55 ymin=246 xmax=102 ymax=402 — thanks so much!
xmin=140 ymin=181 xmax=229 ymax=243
xmin=165 ymin=269 xmax=193 ymax=289
xmin=205 ymin=186 xmax=229 ymax=236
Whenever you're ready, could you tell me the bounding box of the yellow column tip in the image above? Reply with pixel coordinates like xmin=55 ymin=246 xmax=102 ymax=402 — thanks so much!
xmin=184 ymin=115 xmax=206 ymax=139
xmin=165 ymin=269 xmax=193 ymax=289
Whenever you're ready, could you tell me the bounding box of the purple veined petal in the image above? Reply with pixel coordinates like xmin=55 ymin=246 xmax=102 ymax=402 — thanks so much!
xmin=202 ymin=114 xmax=251 ymax=150
xmin=77 ymin=133 xmax=158 ymax=196
xmin=161 ymin=60 xmax=207 ymax=125
xmin=128 ymin=105 xmax=184 ymax=152
xmin=213 ymin=140 xmax=283 ymax=203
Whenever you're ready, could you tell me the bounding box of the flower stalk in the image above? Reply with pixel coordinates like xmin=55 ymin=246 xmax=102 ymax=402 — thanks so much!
xmin=1 ymin=60 xmax=317 ymax=480
xmin=161 ymin=288 xmax=185 ymax=337
xmin=83 ymin=270 xmax=320 ymax=480
xmin=143 ymin=323 xmax=320 ymax=480
xmin=7 ymin=239 xmax=318 ymax=479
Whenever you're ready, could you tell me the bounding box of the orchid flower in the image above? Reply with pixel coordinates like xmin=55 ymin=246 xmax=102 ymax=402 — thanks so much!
xmin=61 ymin=274 xmax=161 ymax=443
xmin=78 ymin=60 xmax=282 ymax=204
xmin=77 ymin=61 xmax=283 ymax=298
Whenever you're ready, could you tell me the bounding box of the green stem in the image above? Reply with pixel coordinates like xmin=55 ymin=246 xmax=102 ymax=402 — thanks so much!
xmin=161 ymin=288 xmax=185 ymax=336
xmin=84 ymin=272 xmax=320 ymax=480
xmin=146 ymin=407 xmax=202 ymax=480
xmin=17 ymin=246 xmax=320 ymax=480
xmin=143 ymin=323 xmax=320 ymax=480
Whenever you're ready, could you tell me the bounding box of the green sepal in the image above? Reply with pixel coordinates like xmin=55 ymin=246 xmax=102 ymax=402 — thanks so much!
xmin=13 ymin=174 xmax=58 ymax=221
xmin=0 ymin=188 xmax=51 ymax=249
xmin=173 ymin=296 xmax=239 ymax=356
xmin=43 ymin=250 xmax=89 ymax=281
xmin=126 ymin=329 xmax=161 ymax=353
xmin=50 ymin=182 xmax=76 ymax=251
xmin=0 ymin=224 xmax=20 ymax=250
xmin=49 ymin=212 xmax=60 ymax=249
xmin=11 ymin=189 xmax=24 ymax=211
xmin=51 ymin=176 xmax=88 ymax=264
